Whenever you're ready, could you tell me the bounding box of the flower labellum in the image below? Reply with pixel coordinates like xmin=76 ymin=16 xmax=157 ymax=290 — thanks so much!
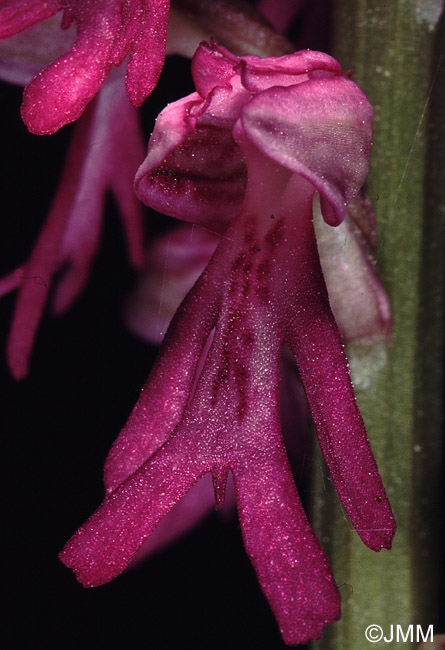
xmin=60 ymin=42 xmax=396 ymax=645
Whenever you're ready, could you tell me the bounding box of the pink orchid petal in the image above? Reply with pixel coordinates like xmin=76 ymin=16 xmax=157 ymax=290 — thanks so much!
xmin=60 ymin=424 xmax=216 ymax=587
xmin=0 ymin=0 xmax=59 ymax=39
xmin=191 ymin=40 xmax=239 ymax=97
xmin=288 ymin=268 xmax=395 ymax=549
xmin=240 ymin=76 xmax=373 ymax=225
xmin=277 ymin=175 xmax=395 ymax=550
xmin=237 ymin=49 xmax=341 ymax=92
xmin=61 ymin=43 xmax=394 ymax=645
xmin=50 ymin=77 xmax=145 ymax=315
xmin=62 ymin=169 xmax=345 ymax=639
xmin=5 ymin=0 xmax=169 ymax=134
xmin=125 ymin=0 xmax=170 ymax=106
xmin=289 ymin=310 xmax=395 ymax=550
xmin=52 ymin=77 xmax=146 ymax=314
xmin=191 ymin=41 xmax=341 ymax=95
xmin=136 ymin=44 xmax=358 ymax=229
xmin=21 ymin=1 xmax=122 ymax=134
xmin=50 ymin=110 xmax=108 ymax=314
xmin=61 ymin=164 xmax=394 ymax=641
xmin=0 ymin=267 xmax=23 ymax=297
xmin=6 ymin=101 xmax=95 ymax=379
xmin=5 ymin=78 xmax=146 ymax=375
xmin=135 ymin=92 xmax=247 ymax=227
xmin=315 ymin=203 xmax=392 ymax=342
xmin=52 ymin=82 xmax=144 ymax=310
xmin=233 ymin=452 xmax=340 ymax=645
xmin=104 ymin=266 xmax=221 ymax=492
xmin=106 ymin=90 xmax=147 ymax=269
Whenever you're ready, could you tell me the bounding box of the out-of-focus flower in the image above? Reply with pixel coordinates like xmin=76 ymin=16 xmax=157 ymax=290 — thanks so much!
xmin=60 ymin=42 xmax=395 ymax=645
xmin=0 ymin=0 xmax=170 ymax=135
xmin=0 ymin=76 xmax=145 ymax=379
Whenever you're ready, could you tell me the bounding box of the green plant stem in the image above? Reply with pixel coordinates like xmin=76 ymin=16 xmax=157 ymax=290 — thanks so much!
xmin=312 ymin=2 xmax=444 ymax=649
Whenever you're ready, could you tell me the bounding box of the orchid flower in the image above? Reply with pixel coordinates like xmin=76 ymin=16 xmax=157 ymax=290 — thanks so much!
xmin=0 ymin=0 xmax=170 ymax=135
xmin=60 ymin=42 xmax=395 ymax=645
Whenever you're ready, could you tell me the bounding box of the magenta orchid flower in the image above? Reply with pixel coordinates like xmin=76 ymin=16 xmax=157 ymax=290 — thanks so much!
xmin=0 ymin=0 xmax=170 ymax=134
xmin=0 ymin=77 xmax=145 ymax=379
xmin=60 ymin=42 xmax=396 ymax=645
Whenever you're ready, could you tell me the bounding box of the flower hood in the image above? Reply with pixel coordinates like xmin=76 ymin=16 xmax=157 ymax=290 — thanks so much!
xmin=135 ymin=40 xmax=372 ymax=229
